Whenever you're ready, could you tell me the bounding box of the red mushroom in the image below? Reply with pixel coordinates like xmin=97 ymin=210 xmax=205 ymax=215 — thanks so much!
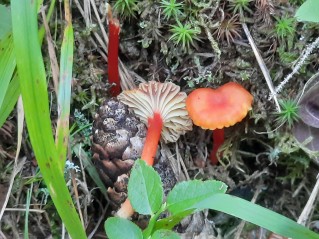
xmin=118 ymin=81 xmax=192 ymax=166
xmin=116 ymin=81 xmax=192 ymax=218
xmin=186 ymin=82 xmax=253 ymax=165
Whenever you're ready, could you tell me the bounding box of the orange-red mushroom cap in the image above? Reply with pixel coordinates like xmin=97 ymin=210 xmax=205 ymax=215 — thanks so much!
xmin=186 ymin=82 xmax=253 ymax=130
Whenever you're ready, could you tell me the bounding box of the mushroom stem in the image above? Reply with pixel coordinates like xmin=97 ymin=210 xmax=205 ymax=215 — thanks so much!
xmin=210 ymin=128 xmax=224 ymax=165
xmin=107 ymin=8 xmax=121 ymax=96
xmin=141 ymin=112 xmax=163 ymax=166
xmin=115 ymin=198 xmax=134 ymax=218
xmin=116 ymin=113 xmax=163 ymax=219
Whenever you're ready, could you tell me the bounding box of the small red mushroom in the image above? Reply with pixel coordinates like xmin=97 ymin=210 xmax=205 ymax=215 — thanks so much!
xmin=116 ymin=81 xmax=192 ymax=218
xmin=118 ymin=81 xmax=192 ymax=166
xmin=186 ymin=82 xmax=253 ymax=165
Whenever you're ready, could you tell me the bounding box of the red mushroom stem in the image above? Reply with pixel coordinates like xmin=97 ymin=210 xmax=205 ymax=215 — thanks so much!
xmin=210 ymin=128 xmax=224 ymax=165
xmin=141 ymin=112 xmax=163 ymax=166
xmin=116 ymin=112 xmax=164 ymax=218
xmin=107 ymin=9 xmax=121 ymax=96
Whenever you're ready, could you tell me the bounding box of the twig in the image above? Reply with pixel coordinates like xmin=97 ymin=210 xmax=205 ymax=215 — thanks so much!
xmin=88 ymin=203 xmax=108 ymax=239
xmin=242 ymin=23 xmax=281 ymax=112
xmin=175 ymin=143 xmax=190 ymax=181
xmin=297 ymin=174 xmax=319 ymax=225
xmin=4 ymin=208 xmax=45 ymax=213
xmin=41 ymin=7 xmax=59 ymax=97
xmin=69 ymin=147 xmax=85 ymax=227
xmin=270 ymin=36 xmax=319 ymax=100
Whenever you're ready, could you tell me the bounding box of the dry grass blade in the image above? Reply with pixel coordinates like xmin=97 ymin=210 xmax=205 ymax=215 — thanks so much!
xmin=297 ymin=174 xmax=319 ymax=225
xmin=242 ymin=23 xmax=281 ymax=112
xmin=41 ymin=8 xmax=59 ymax=96
xmin=11 ymin=1 xmax=86 ymax=237
xmin=55 ymin=0 xmax=74 ymax=171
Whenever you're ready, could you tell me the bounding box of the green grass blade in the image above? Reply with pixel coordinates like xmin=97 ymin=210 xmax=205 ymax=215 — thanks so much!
xmin=0 ymin=4 xmax=11 ymax=40
xmin=0 ymin=0 xmax=56 ymax=129
xmin=56 ymin=20 xmax=74 ymax=170
xmin=0 ymin=32 xmax=16 ymax=109
xmin=11 ymin=1 xmax=86 ymax=238
xmin=0 ymin=74 xmax=20 ymax=127
xmin=191 ymin=193 xmax=319 ymax=239
xmin=24 ymin=185 xmax=32 ymax=239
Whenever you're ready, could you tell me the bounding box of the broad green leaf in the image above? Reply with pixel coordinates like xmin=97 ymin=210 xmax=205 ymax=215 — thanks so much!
xmin=0 ymin=74 xmax=19 ymax=128
xmin=11 ymin=1 xmax=86 ymax=238
xmin=105 ymin=217 xmax=143 ymax=239
xmin=192 ymin=193 xmax=319 ymax=239
xmin=295 ymin=0 xmax=319 ymax=22
xmin=0 ymin=33 xmax=16 ymax=109
xmin=55 ymin=21 xmax=74 ymax=171
xmin=167 ymin=180 xmax=227 ymax=214
xmin=128 ymin=159 xmax=163 ymax=215
xmin=151 ymin=229 xmax=180 ymax=239
xmin=0 ymin=4 xmax=11 ymax=40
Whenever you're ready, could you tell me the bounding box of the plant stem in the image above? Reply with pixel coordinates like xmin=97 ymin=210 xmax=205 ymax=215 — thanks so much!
xmin=210 ymin=128 xmax=224 ymax=165
xmin=141 ymin=112 xmax=163 ymax=166
xmin=107 ymin=12 xmax=121 ymax=96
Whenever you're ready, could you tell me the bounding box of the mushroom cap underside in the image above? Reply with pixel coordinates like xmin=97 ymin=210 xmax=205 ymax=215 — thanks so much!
xmin=118 ymin=81 xmax=193 ymax=143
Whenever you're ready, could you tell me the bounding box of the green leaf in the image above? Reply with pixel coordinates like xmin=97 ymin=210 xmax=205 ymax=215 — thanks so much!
xmin=11 ymin=1 xmax=86 ymax=238
xmin=0 ymin=33 xmax=16 ymax=109
xmin=55 ymin=21 xmax=74 ymax=171
xmin=167 ymin=180 xmax=227 ymax=214
xmin=295 ymin=0 xmax=319 ymax=23
xmin=128 ymin=159 xmax=163 ymax=215
xmin=0 ymin=4 xmax=11 ymax=40
xmin=151 ymin=229 xmax=180 ymax=239
xmin=190 ymin=193 xmax=319 ymax=239
xmin=0 ymin=74 xmax=19 ymax=128
xmin=105 ymin=217 xmax=143 ymax=239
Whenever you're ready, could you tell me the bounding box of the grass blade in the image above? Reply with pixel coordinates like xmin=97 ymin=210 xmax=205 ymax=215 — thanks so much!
xmin=0 ymin=4 xmax=11 ymax=40
xmin=24 ymin=185 xmax=32 ymax=239
xmin=11 ymin=1 xmax=86 ymax=238
xmin=0 ymin=74 xmax=20 ymax=127
xmin=0 ymin=32 xmax=16 ymax=108
xmin=192 ymin=194 xmax=319 ymax=239
xmin=55 ymin=1 xmax=74 ymax=171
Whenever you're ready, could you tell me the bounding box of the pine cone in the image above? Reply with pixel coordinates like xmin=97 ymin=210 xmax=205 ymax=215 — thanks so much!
xmin=92 ymin=98 xmax=147 ymax=207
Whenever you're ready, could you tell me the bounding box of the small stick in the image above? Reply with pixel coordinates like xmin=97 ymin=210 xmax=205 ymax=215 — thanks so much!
xmin=297 ymin=173 xmax=319 ymax=225
xmin=242 ymin=23 xmax=281 ymax=112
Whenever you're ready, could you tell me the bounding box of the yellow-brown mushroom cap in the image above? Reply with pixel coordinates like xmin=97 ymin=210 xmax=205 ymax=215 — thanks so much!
xmin=186 ymin=82 xmax=253 ymax=130
xmin=118 ymin=81 xmax=193 ymax=143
